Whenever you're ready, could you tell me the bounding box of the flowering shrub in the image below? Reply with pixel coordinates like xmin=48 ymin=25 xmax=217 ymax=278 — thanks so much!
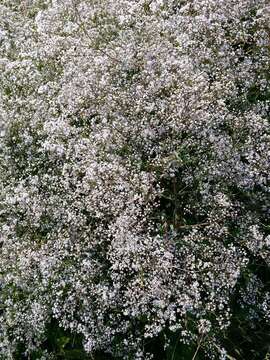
xmin=0 ymin=0 xmax=270 ymax=359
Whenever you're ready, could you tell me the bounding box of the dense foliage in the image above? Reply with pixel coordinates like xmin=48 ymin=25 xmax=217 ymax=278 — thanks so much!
xmin=0 ymin=0 xmax=270 ymax=359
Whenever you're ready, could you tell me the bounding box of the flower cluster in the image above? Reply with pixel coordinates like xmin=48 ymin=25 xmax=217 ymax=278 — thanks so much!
xmin=0 ymin=0 xmax=269 ymax=359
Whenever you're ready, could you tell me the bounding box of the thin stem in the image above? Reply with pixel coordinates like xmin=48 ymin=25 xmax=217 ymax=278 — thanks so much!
xmin=177 ymin=222 xmax=210 ymax=229
xmin=192 ymin=334 xmax=204 ymax=360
